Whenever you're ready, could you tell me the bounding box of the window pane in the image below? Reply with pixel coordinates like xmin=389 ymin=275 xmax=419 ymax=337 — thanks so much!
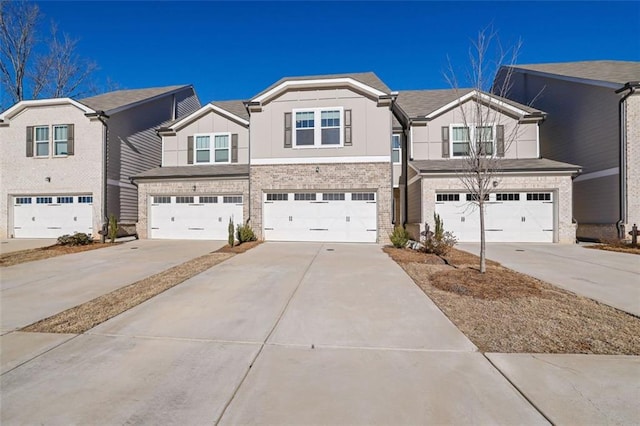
xmin=35 ymin=127 xmax=49 ymax=142
xmin=195 ymin=136 xmax=210 ymax=149
xmin=453 ymin=142 xmax=469 ymax=156
xmin=392 ymin=134 xmax=401 ymax=149
xmin=36 ymin=142 xmax=49 ymax=156
xmin=476 ymin=126 xmax=492 ymax=141
xmin=296 ymin=129 xmax=314 ymax=145
xmin=54 ymin=125 xmax=68 ymax=141
xmin=55 ymin=141 xmax=68 ymax=155
xmin=321 ymin=110 xmax=340 ymax=127
xmin=214 ymin=134 xmax=229 ymax=148
xmin=214 ymin=149 xmax=229 ymax=162
xmin=196 ymin=150 xmax=210 ymax=163
xmin=452 ymin=127 xmax=470 ymax=142
xmin=392 ymin=149 xmax=400 ymax=163
xmin=321 ymin=128 xmax=340 ymax=145
xmin=295 ymin=111 xmax=314 ymax=129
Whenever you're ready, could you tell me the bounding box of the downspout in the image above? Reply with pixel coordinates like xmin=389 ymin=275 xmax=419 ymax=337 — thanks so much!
xmin=244 ymin=102 xmax=252 ymax=225
xmin=96 ymin=112 xmax=110 ymax=243
xmin=615 ymin=83 xmax=638 ymax=239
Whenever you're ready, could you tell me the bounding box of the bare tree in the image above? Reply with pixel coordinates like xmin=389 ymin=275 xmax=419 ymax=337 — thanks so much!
xmin=0 ymin=0 xmax=99 ymax=108
xmin=444 ymin=27 xmax=523 ymax=273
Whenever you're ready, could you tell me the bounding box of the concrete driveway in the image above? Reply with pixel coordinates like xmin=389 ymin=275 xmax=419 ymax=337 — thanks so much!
xmin=457 ymin=242 xmax=640 ymax=316
xmin=0 ymin=239 xmax=225 ymax=333
xmin=0 ymin=238 xmax=57 ymax=254
xmin=2 ymin=242 xmax=636 ymax=424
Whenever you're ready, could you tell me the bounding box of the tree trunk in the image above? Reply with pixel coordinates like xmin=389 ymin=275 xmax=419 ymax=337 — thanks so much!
xmin=479 ymin=200 xmax=486 ymax=273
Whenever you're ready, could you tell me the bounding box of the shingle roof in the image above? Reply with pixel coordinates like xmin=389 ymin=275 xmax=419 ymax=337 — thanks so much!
xmin=253 ymin=72 xmax=391 ymax=99
xmin=211 ymin=100 xmax=249 ymax=121
xmin=133 ymin=164 xmax=249 ymax=180
xmin=396 ymin=88 xmax=542 ymax=119
xmin=510 ymin=61 xmax=640 ymax=85
xmin=79 ymin=85 xmax=190 ymax=113
xmin=411 ymin=158 xmax=581 ymax=173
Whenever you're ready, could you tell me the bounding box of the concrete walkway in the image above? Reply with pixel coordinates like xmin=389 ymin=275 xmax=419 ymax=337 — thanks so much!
xmin=1 ymin=243 xmax=636 ymax=424
xmin=0 ymin=238 xmax=57 ymax=254
xmin=457 ymin=242 xmax=640 ymax=316
xmin=1 ymin=243 xmax=549 ymax=425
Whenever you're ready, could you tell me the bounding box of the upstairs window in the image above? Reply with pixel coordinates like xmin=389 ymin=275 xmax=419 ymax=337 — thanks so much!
xmin=293 ymin=107 xmax=343 ymax=148
xmin=35 ymin=126 xmax=49 ymax=157
xmin=392 ymin=134 xmax=401 ymax=164
xmin=451 ymin=125 xmax=495 ymax=157
xmin=194 ymin=133 xmax=230 ymax=164
xmin=54 ymin=125 xmax=69 ymax=156
xmin=451 ymin=126 xmax=470 ymax=157
xmin=27 ymin=124 xmax=74 ymax=158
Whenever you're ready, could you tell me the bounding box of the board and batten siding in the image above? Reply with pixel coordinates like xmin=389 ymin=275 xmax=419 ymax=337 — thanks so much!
xmin=250 ymin=88 xmax=392 ymax=160
xmin=106 ymin=88 xmax=200 ymax=223
xmin=162 ymin=109 xmax=249 ymax=167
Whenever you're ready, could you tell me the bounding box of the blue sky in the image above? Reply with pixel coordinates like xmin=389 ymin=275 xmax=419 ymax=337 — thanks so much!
xmin=37 ymin=1 xmax=640 ymax=103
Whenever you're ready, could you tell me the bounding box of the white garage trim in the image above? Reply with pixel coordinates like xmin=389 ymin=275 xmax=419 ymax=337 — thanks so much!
xmin=434 ymin=191 xmax=555 ymax=242
xmin=149 ymin=194 xmax=243 ymax=240
xmin=263 ymin=191 xmax=377 ymax=243
xmin=12 ymin=194 xmax=93 ymax=238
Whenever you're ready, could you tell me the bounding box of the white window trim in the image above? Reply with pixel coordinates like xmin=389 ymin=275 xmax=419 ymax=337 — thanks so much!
xmin=34 ymin=125 xmax=50 ymax=157
xmin=392 ymin=134 xmax=402 ymax=164
xmin=193 ymin=132 xmax=231 ymax=164
xmin=292 ymin=106 xmax=344 ymax=149
xmin=450 ymin=123 xmax=496 ymax=158
xmin=53 ymin=124 xmax=68 ymax=157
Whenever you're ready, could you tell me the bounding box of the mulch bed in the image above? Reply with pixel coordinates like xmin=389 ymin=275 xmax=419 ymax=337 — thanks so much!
xmin=585 ymin=244 xmax=640 ymax=255
xmin=385 ymin=246 xmax=640 ymax=355
xmin=1 ymin=243 xmax=115 ymax=267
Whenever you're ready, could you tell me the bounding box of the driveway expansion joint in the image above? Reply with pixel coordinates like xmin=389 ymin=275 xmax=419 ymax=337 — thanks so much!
xmin=265 ymin=341 xmax=478 ymax=353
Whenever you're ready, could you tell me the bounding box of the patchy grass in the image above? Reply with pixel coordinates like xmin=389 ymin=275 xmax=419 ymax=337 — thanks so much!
xmin=385 ymin=247 xmax=640 ymax=355
xmin=22 ymin=241 xmax=263 ymax=334
xmin=1 ymin=243 xmax=115 ymax=267
xmin=586 ymin=243 xmax=640 ymax=255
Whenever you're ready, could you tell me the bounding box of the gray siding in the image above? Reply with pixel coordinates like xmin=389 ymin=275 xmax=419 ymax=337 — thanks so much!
xmin=176 ymin=89 xmax=200 ymax=118
xmin=574 ymin=175 xmax=619 ymax=224
xmin=407 ymin=168 xmax=421 ymax=224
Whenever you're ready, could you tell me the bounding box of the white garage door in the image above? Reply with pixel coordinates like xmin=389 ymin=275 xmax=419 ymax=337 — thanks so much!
xmin=435 ymin=192 xmax=554 ymax=242
xmin=149 ymin=195 xmax=243 ymax=240
xmin=13 ymin=195 xmax=93 ymax=238
xmin=263 ymin=191 xmax=377 ymax=243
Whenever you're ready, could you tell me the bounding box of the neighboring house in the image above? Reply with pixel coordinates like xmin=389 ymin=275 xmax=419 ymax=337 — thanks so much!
xmin=133 ymin=101 xmax=250 ymax=240
xmin=393 ymin=88 xmax=581 ymax=243
xmin=494 ymin=60 xmax=640 ymax=241
xmin=246 ymin=72 xmax=395 ymax=243
xmin=0 ymin=85 xmax=200 ymax=239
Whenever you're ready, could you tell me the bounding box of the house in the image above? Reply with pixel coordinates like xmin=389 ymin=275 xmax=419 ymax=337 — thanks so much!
xmin=0 ymin=85 xmax=200 ymax=239
xmin=393 ymin=88 xmax=581 ymax=243
xmin=133 ymin=72 xmax=396 ymax=243
xmin=133 ymin=101 xmax=250 ymax=240
xmin=494 ymin=61 xmax=640 ymax=241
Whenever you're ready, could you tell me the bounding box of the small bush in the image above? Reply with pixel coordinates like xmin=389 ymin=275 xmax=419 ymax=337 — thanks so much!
xmin=236 ymin=223 xmax=256 ymax=243
xmin=228 ymin=218 xmax=235 ymax=247
xmin=389 ymin=225 xmax=410 ymax=248
xmin=57 ymin=232 xmax=93 ymax=246
xmin=108 ymin=214 xmax=118 ymax=243
xmin=423 ymin=213 xmax=457 ymax=256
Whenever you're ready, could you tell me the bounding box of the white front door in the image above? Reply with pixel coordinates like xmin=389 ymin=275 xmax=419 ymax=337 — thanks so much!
xmin=149 ymin=195 xmax=243 ymax=240
xmin=12 ymin=195 xmax=93 ymax=238
xmin=435 ymin=192 xmax=554 ymax=243
xmin=263 ymin=191 xmax=377 ymax=243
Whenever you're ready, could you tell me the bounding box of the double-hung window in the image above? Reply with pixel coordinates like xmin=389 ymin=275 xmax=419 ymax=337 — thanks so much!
xmin=451 ymin=125 xmax=495 ymax=157
xmin=54 ymin=125 xmax=69 ymax=156
xmin=392 ymin=134 xmax=401 ymax=164
xmin=293 ymin=107 xmax=343 ymax=147
xmin=194 ymin=133 xmax=230 ymax=164
xmin=35 ymin=126 xmax=49 ymax=157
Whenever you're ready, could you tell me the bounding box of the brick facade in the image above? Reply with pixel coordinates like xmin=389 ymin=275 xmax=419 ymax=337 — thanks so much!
xmin=625 ymin=94 xmax=640 ymax=238
xmin=250 ymin=163 xmax=393 ymax=243
xmin=407 ymin=174 xmax=576 ymax=243
xmin=135 ymin=178 xmax=249 ymax=239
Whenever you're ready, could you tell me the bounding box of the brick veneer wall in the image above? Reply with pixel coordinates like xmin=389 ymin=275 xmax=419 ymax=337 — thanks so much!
xmin=625 ymin=94 xmax=640 ymax=238
xmin=250 ymin=163 xmax=393 ymax=243
xmin=136 ymin=178 xmax=249 ymax=239
xmin=408 ymin=174 xmax=576 ymax=243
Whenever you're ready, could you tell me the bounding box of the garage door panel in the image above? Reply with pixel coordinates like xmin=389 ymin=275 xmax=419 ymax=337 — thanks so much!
xmin=13 ymin=195 xmax=92 ymax=238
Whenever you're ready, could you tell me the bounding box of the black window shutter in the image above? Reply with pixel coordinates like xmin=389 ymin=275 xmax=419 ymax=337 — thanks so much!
xmin=187 ymin=136 xmax=194 ymax=164
xmin=496 ymin=125 xmax=505 ymax=157
xmin=231 ymin=133 xmax=238 ymax=163
xmin=344 ymin=109 xmax=352 ymax=146
xmin=66 ymin=124 xmax=75 ymax=155
xmin=441 ymin=126 xmax=450 ymax=158
xmin=26 ymin=126 xmax=34 ymax=157
xmin=284 ymin=112 xmax=292 ymax=148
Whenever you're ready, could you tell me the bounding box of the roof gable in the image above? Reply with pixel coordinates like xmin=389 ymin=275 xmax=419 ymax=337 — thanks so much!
xmin=0 ymin=98 xmax=95 ymax=121
xmin=159 ymin=100 xmax=249 ymax=133
xmin=508 ymin=61 xmax=640 ymax=87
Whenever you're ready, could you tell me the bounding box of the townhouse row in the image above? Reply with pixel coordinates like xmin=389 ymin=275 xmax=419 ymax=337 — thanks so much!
xmin=1 ymin=61 xmax=638 ymax=243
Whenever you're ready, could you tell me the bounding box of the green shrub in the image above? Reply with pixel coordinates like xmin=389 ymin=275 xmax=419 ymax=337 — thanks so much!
xmin=228 ymin=217 xmax=235 ymax=247
xmin=236 ymin=223 xmax=257 ymax=243
xmin=423 ymin=213 xmax=457 ymax=256
xmin=108 ymin=214 xmax=118 ymax=243
xmin=389 ymin=225 xmax=410 ymax=248
xmin=57 ymin=232 xmax=93 ymax=246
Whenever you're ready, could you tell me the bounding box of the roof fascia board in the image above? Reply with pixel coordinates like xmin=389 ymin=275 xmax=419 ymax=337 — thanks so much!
xmin=0 ymin=98 xmax=95 ymax=120
xmin=416 ymin=168 xmax=580 ymax=176
xmin=96 ymin=85 xmax=193 ymax=116
xmin=509 ymin=67 xmax=623 ymax=90
xmin=424 ymin=90 xmax=530 ymax=120
xmin=252 ymin=78 xmax=386 ymax=104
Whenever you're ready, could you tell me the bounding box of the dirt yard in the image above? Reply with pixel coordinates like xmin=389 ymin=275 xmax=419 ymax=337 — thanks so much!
xmin=384 ymin=246 xmax=640 ymax=355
